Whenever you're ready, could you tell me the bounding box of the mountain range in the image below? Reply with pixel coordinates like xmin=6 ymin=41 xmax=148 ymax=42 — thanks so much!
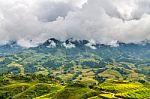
xmin=0 ymin=38 xmax=150 ymax=98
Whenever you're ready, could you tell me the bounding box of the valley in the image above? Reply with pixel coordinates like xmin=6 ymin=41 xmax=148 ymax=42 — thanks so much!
xmin=0 ymin=39 xmax=150 ymax=99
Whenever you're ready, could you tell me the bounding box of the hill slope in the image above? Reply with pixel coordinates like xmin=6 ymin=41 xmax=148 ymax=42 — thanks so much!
xmin=0 ymin=38 xmax=150 ymax=98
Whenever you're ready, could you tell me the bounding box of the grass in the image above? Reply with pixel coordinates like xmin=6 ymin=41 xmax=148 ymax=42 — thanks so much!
xmin=87 ymin=96 xmax=101 ymax=99
xmin=98 ymin=69 xmax=123 ymax=80
xmin=13 ymin=83 xmax=63 ymax=99
xmin=57 ymin=73 xmax=74 ymax=81
xmin=97 ymin=81 xmax=143 ymax=93
xmin=0 ymin=83 xmax=31 ymax=98
xmin=52 ymin=83 xmax=97 ymax=99
xmin=0 ymin=75 xmax=150 ymax=99
xmin=7 ymin=62 xmax=24 ymax=74
xmin=99 ymin=93 xmax=114 ymax=98
xmin=34 ymin=85 xmax=64 ymax=99
xmin=94 ymin=80 xmax=150 ymax=98
xmin=115 ymin=87 xmax=150 ymax=98
xmin=0 ymin=57 xmax=5 ymax=62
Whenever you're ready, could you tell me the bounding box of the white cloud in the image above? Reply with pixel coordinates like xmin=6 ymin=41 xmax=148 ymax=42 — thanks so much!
xmin=46 ymin=40 xmax=56 ymax=48
xmin=17 ymin=39 xmax=37 ymax=48
xmin=63 ymin=42 xmax=75 ymax=49
xmin=0 ymin=0 xmax=150 ymax=47
xmin=109 ymin=40 xmax=119 ymax=47
xmin=85 ymin=39 xmax=97 ymax=49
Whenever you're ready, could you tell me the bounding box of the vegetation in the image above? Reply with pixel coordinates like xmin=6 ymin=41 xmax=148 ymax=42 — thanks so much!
xmin=0 ymin=39 xmax=150 ymax=98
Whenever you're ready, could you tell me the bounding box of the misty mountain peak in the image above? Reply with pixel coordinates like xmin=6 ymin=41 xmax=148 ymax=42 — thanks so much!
xmin=46 ymin=40 xmax=56 ymax=48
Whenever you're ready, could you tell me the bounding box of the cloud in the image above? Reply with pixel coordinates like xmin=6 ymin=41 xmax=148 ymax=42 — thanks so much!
xmin=17 ymin=39 xmax=37 ymax=48
xmin=34 ymin=1 xmax=76 ymax=22
xmin=85 ymin=39 xmax=97 ymax=49
xmin=0 ymin=0 xmax=150 ymax=47
xmin=63 ymin=42 xmax=75 ymax=49
xmin=46 ymin=39 xmax=56 ymax=48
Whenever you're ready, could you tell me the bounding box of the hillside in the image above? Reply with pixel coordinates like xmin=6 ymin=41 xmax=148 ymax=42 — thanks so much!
xmin=0 ymin=39 xmax=150 ymax=98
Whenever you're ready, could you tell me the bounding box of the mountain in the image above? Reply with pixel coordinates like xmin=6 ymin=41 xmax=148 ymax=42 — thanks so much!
xmin=31 ymin=38 xmax=150 ymax=59
xmin=0 ymin=38 xmax=150 ymax=98
xmin=0 ymin=41 xmax=23 ymax=54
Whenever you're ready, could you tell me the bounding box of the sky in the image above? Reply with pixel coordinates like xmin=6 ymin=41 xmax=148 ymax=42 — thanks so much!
xmin=0 ymin=0 xmax=150 ymax=47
